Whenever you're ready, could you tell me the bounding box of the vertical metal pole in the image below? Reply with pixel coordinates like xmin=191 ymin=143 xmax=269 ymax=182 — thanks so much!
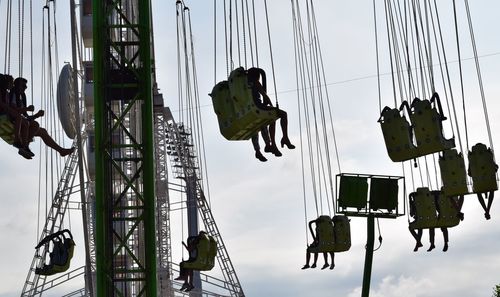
xmin=69 ymin=1 xmax=94 ymax=296
xmin=92 ymin=0 xmax=107 ymax=295
xmin=361 ymin=215 xmax=375 ymax=297
xmin=139 ymin=1 xmax=158 ymax=295
xmin=186 ymin=176 xmax=202 ymax=296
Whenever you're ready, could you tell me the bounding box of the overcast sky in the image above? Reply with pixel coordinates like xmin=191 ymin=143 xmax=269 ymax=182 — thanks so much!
xmin=0 ymin=1 xmax=499 ymax=296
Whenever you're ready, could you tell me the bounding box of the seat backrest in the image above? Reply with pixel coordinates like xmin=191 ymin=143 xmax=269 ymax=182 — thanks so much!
xmin=338 ymin=176 xmax=368 ymax=209
xmin=433 ymin=191 xmax=460 ymax=228
xmin=49 ymin=240 xmax=68 ymax=266
xmin=410 ymin=98 xmax=455 ymax=155
xmin=379 ymin=107 xmax=417 ymax=162
xmin=413 ymin=187 xmax=437 ymax=221
xmin=205 ymin=236 xmax=218 ymax=271
xmin=210 ymin=80 xmax=235 ymax=121
xmin=316 ymin=215 xmax=335 ymax=245
xmin=332 ymin=215 xmax=351 ymax=250
xmin=0 ymin=114 xmax=15 ymax=144
xmin=228 ymin=67 xmax=253 ymax=115
xmin=195 ymin=233 xmax=211 ymax=266
xmin=468 ymin=143 xmax=498 ymax=193
xmin=439 ymin=149 xmax=469 ymax=196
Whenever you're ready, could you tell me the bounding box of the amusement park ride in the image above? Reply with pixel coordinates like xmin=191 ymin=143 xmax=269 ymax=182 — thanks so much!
xmin=0 ymin=0 xmax=496 ymax=296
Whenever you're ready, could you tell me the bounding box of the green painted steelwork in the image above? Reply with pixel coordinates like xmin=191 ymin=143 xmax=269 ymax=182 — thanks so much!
xmin=92 ymin=0 xmax=106 ymax=295
xmin=93 ymin=0 xmax=157 ymax=295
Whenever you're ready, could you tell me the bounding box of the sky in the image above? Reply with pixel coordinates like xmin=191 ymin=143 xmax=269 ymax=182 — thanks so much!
xmin=0 ymin=1 xmax=500 ymax=297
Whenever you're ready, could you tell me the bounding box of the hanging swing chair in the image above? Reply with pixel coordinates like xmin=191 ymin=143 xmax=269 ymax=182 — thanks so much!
xmin=210 ymin=67 xmax=279 ymax=140
xmin=379 ymin=93 xmax=455 ymax=162
xmin=0 ymin=74 xmax=16 ymax=145
xmin=468 ymin=143 xmax=498 ymax=194
xmin=306 ymin=215 xmax=351 ymax=254
xmin=180 ymin=231 xmax=218 ymax=271
xmin=0 ymin=115 xmax=16 ymax=144
xmin=35 ymin=229 xmax=75 ymax=276
xmin=439 ymin=149 xmax=469 ymax=197
xmin=408 ymin=187 xmax=461 ymax=230
xmin=379 ymin=106 xmax=418 ymax=162
xmin=409 ymin=93 xmax=455 ymax=156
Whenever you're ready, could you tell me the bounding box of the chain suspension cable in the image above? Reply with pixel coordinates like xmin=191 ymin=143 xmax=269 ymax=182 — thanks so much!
xmin=223 ymin=0 xmax=229 ymax=76
xmin=187 ymin=7 xmax=212 ymax=204
xmin=291 ymin=0 xmax=310 ymax=245
xmin=383 ymin=0 xmax=398 ymax=106
xmin=309 ymin=0 xmax=338 ymax=214
xmin=213 ymin=0 xmax=216 ymax=84
xmin=229 ymin=0 xmax=233 ymax=70
xmin=30 ymin=0 xmax=33 ymax=106
xmin=433 ymin=0 xmax=464 ymax=155
xmin=4 ymin=0 xmax=12 ymax=73
xmin=373 ymin=0 xmax=382 ymax=112
xmin=464 ymin=0 xmax=495 ymax=153
xmin=234 ymin=0 xmax=241 ymax=66
xmin=244 ymin=0 xmax=254 ymax=66
xmin=428 ymin=1 xmax=456 ymax=140
xmin=251 ymin=0 xmax=259 ymax=67
xmin=293 ymin=0 xmax=319 ymax=217
xmin=176 ymin=1 xmax=184 ymax=123
xmin=452 ymin=0 xmax=469 ymax=150
xmin=292 ymin=0 xmax=341 ymax=218
xmin=263 ymin=0 xmax=278 ymax=106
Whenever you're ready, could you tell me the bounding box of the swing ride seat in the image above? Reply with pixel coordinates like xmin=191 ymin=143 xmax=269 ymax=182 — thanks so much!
xmin=439 ymin=149 xmax=469 ymax=197
xmin=369 ymin=177 xmax=399 ymax=212
xmin=35 ymin=238 xmax=75 ymax=276
xmin=410 ymin=98 xmax=455 ymax=156
xmin=210 ymin=67 xmax=279 ymax=141
xmin=182 ymin=233 xmax=217 ymax=271
xmin=409 ymin=188 xmax=438 ymax=229
xmin=468 ymin=143 xmax=498 ymax=193
xmin=0 ymin=114 xmax=15 ymax=145
xmin=434 ymin=192 xmax=461 ymax=228
xmin=210 ymin=80 xmax=237 ymax=137
xmin=307 ymin=215 xmax=351 ymax=253
xmin=204 ymin=236 xmax=218 ymax=271
xmin=379 ymin=107 xmax=418 ymax=162
xmin=338 ymin=175 xmax=369 ymax=210
xmin=409 ymin=188 xmax=460 ymax=229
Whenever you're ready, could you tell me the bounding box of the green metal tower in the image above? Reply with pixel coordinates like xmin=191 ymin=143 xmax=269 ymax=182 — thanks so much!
xmin=93 ymin=0 xmax=157 ymax=296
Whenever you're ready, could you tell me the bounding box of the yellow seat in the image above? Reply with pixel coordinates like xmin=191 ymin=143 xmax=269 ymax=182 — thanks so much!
xmin=210 ymin=67 xmax=278 ymax=140
xmin=439 ymin=149 xmax=469 ymax=197
xmin=307 ymin=215 xmax=351 ymax=253
xmin=35 ymin=230 xmax=76 ymax=276
xmin=0 ymin=114 xmax=15 ymax=144
xmin=379 ymin=107 xmax=418 ymax=162
xmin=468 ymin=143 xmax=498 ymax=193
xmin=435 ymin=192 xmax=460 ymax=228
xmin=410 ymin=97 xmax=455 ymax=156
xmin=409 ymin=188 xmax=438 ymax=230
xmin=409 ymin=188 xmax=460 ymax=229
xmin=181 ymin=233 xmax=217 ymax=271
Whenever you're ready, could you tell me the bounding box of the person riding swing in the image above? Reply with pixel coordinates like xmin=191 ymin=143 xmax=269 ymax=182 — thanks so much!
xmin=7 ymin=77 xmax=74 ymax=159
xmin=247 ymin=68 xmax=295 ymax=161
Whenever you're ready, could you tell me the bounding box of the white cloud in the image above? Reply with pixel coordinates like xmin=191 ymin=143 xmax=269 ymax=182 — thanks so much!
xmin=348 ymin=275 xmax=435 ymax=297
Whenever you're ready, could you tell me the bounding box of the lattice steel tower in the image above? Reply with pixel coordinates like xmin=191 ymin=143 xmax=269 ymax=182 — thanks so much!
xmin=93 ymin=0 xmax=157 ymax=295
